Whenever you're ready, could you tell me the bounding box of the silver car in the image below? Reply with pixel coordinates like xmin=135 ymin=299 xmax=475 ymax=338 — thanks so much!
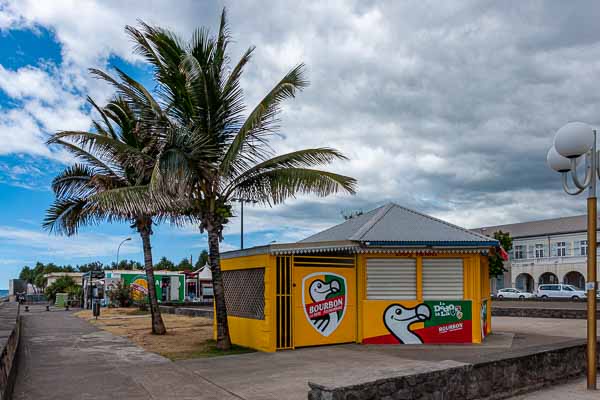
xmin=496 ymin=288 xmax=534 ymax=299
xmin=536 ymin=284 xmax=586 ymax=300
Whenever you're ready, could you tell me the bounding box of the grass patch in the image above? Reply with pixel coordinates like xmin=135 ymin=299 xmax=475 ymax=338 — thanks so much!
xmin=163 ymin=340 xmax=254 ymax=360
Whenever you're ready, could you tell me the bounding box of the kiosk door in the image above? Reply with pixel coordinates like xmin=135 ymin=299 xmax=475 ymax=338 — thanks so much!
xmin=293 ymin=260 xmax=356 ymax=348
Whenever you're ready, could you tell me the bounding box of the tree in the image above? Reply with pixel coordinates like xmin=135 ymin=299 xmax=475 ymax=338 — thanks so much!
xmin=195 ymin=250 xmax=209 ymax=269
xmin=489 ymin=230 xmax=513 ymax=277
xmin=77 ymin=261 xmax=105 ymax=273
xmin=45 ymin=276 xmax=80 ymax=303
xmin=109 ymin=260 xmax=143 ymax=270
xmin=154 ymin=256 xmax=175 ymax=271
xmin=107 ymin=10 xmax=357 ymax=349
xmin=177 ymin=258 xmax=193 ymax=271
xmin=44 ymin=97 xmax=169 ymax=335
xmin=108 ymin=281 xmax=133 ymax=307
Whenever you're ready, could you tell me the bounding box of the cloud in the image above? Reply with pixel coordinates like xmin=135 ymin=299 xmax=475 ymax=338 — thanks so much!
xmin=0 ymin=225 xmax=140 ymax=258
xmin=1 ymin=0 xmax=600 ymax=234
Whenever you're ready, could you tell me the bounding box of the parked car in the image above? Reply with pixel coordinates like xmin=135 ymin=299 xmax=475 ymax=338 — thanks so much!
xmin=496 ymin=288 xmax=534 ymax=299
xmin=536 ymin=284 xmax=586 ymax=300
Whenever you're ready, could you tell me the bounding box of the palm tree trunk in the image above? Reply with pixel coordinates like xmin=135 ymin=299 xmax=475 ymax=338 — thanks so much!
xmin=137 ymin=218 xmax=167 ymax=335
xmin=207 ymin=226 xmax=231 ymax=350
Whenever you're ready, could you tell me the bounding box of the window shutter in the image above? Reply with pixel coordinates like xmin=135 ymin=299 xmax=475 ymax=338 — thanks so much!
xmin=422 ymin=259 xmax=463 ymax=300
xmin=551 ymin=243 xmax=557 ymax=257
xmin=574 ymin=241 xmax=580 ymax=255
xmin=527 ymin=245 xmax=534 ymax=259
xmin=366 ymin=258 xmax=416 ymax=300
xmin=565 ymin=242 xmax=571 ymax=256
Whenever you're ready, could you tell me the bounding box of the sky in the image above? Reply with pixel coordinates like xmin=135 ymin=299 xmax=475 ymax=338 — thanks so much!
xmin=0 ymin=0 xmax=599 ymax=288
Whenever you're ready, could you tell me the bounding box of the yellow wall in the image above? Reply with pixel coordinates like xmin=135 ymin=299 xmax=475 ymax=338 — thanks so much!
xmin=219 ymin=254 xmax=277 ymax=352
xmin=220 ymin=250 xmax=492 ymax=351
xmin=357 ymin=252 xmax=491 ymax=344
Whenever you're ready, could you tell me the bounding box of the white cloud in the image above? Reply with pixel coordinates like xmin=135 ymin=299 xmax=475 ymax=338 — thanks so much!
xmin=0 ymin=225 xmax=140 ymax=258
xmin=1 ymin=0 xmax=600 ymax=233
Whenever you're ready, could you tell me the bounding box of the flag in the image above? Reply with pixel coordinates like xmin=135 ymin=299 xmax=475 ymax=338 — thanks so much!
xmin=498 ymin=246 xmax=509 ymax=261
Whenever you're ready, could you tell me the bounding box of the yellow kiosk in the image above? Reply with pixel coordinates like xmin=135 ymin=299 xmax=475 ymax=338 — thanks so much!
xmin=218 ymin=203 xmax=498 ymax=352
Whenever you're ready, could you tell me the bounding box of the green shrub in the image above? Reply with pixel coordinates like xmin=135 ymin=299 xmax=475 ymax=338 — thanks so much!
xmin=108 ymin=282 xmax=133 ymax=307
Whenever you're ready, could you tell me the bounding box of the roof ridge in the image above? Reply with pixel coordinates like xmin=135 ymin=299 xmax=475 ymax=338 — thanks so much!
xmin=390 ymin=203 xmax=496 ymax=242
xmin=297 ymin=204 xmax=386 ymax=243
xmin=349 ymin=203 xmax=395 ymax=240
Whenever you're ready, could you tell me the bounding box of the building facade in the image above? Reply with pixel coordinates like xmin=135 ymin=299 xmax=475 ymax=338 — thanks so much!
xmin=220 ymin=203 xmax=496 ymax=351
xmin=475 ymin=215 xmax=598 ymax=293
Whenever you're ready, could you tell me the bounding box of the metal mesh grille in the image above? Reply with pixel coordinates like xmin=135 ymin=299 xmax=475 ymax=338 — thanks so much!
xmin=222 ymin=268 xmax=265 ymax=320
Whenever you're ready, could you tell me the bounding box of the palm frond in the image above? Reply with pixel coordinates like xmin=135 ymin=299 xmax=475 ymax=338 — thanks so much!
xmin=51 ymin=164 xmax=97 ymax=198
xmin=231 ymin=168 xmax=357 ymax=205
xmin=46 ymin=136 xmax=124 ymax=179
xmin=221 ymin=63 xmax=309 ymax=176
xmin=43 ymin=197 xmax=105 ymax=236
xmin=87 ymin=96 xmax=117 ymax=139
xmin=224 ymin=148 xmax=348 ymax=196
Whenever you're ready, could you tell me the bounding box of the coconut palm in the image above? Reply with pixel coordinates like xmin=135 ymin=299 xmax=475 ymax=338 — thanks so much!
xmin=92 ymin=9 xmax=357 ymax=350
xmin=44 ymin=97 xmax=169 ymax=335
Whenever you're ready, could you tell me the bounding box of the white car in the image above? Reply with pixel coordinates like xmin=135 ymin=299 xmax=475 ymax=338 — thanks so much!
xmin=536 ymin=284 xmax=586 ymax=300
xmin=496 ymin=288 xmax=535 ymax=299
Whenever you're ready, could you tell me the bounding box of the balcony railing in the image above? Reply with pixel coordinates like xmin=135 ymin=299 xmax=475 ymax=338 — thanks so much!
xmin=511 ymin=254 xmax=593 ymax=267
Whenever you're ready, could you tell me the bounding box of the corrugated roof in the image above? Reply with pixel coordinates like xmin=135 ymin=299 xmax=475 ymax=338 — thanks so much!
xmin=300 ymin=203 xmax=497 ymax=246
xmin=473 ymin=214 xmax=596 ymax=238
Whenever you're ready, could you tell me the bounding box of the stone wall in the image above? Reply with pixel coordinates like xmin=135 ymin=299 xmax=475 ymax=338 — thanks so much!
xmin=308 ymin=341 xmax=598 ymax=400
xmin=492 ymin=306 xmax=599 ymax=319
xmin=0 ymin=303 xmax=20 ymax=400
xmin=158 ymin=305 xmax=213 ymax=318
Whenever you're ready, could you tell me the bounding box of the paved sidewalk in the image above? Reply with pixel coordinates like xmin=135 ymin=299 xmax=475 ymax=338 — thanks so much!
xmin=13 ymin=306 xmax=238 ymax=400
xmin=12 ymin=310 xmax=598 ymax=399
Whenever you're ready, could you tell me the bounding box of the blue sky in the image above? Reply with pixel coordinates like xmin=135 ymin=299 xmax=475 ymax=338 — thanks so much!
xmin=0 ymin=22 xmax=297 ymax=288
xmin=2 ymin=1 xmax=600 ymax=289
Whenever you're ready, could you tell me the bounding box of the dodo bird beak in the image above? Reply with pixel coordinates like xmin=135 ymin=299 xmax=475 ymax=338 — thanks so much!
xmin=415 ymin=304 xmax=431 ymax=321
xmin=329 ymin=280 xmax=340 ymax=294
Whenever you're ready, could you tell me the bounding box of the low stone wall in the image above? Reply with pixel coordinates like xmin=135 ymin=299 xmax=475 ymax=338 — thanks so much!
xmin=492 ymin=306 xmax=599 ymax=319
xmin=308 ymin=340 xmax=598 ymax=400
xmin=158 ymin=305 xmax=213 ymax=318
xmin=0 ymin=303 xmax=20 ymax=400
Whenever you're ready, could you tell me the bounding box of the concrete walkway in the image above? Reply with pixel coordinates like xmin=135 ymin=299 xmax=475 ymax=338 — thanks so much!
xmin=12 ymin=309 xmax=599 ymax=399
xmin=13 ymin=306 xmax=238 ymax=400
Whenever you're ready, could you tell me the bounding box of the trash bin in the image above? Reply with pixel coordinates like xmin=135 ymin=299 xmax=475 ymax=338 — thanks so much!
xmin=92 ymin=301 xmax=101 ymax=319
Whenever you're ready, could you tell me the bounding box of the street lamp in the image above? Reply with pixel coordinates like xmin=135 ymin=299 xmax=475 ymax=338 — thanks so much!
xmin=547 ymin=121 xmax=598 ymax=390
xmin=231 ymin=198 xmax=258 ymax=249
xmin=116 ymin=237 xmax=132 ymax=267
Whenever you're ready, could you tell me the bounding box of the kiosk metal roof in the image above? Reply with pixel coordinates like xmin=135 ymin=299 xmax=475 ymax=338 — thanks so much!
xmin=222 ymin=203 xmax=498 ymax=258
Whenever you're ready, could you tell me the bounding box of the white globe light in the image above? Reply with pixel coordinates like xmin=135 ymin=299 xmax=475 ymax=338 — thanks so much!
xmin=554 ymin=121 xmax=594 ymax=158
xmin=546 ymin=146 xmax=571 ymax=172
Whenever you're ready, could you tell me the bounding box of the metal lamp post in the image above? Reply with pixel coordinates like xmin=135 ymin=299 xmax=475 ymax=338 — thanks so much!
xmin=232 ymin=198 xmax=258 ymax=249
xmin=547 ymin=121 xmax=598 ymax=390
xmin=116 ymin=237 xmax=132 ymax=266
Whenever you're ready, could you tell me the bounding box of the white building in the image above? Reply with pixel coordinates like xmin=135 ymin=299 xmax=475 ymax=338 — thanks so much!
xmin=474 ymin=214 xmax=599 ymax=293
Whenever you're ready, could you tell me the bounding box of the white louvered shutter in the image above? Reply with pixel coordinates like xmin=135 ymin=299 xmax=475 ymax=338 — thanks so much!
xmin=366 ymin=258 xmax=416 ymax=300
xmin=422 ymin=259 xmax=463 ymax=300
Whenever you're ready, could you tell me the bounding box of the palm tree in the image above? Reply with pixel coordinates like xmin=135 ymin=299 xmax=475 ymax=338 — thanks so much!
xmin=44 ymin=97 xmax=168 ymax=335
xmin=92 ymin=9 xmax=357 ymax=350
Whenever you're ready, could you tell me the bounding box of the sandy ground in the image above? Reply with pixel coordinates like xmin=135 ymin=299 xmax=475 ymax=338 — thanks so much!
xmin=74 ymin=307 xmax=217 ymax=359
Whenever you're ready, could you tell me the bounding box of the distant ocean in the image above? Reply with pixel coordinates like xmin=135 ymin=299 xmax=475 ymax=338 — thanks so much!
xmin=0 ymin=290 xmax=8 ymax=297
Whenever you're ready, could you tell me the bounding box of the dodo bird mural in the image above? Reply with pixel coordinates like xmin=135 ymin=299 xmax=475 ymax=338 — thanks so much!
xmin=302 ymin=272 xmax=348 ymax=337
xmin=383 ymin=303 xmax=432 ymax=344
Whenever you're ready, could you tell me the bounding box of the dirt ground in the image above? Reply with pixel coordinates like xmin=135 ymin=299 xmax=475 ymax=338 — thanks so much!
xmin=75 ymin=307 xmax=248 ymax=359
